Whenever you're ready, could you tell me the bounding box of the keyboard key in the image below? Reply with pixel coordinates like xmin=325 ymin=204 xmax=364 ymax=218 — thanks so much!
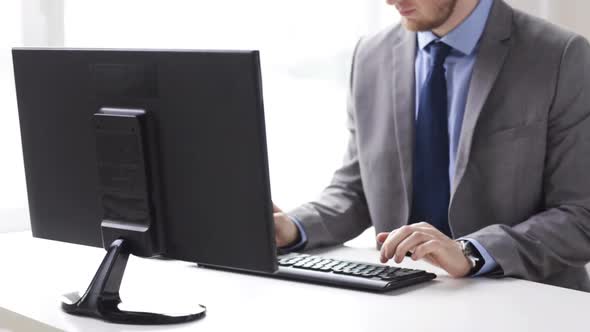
xmin=278 ymin=259 xmax=294 ymax=266
xmin=325 ymin=262 xmax=339 ymax=269
xmin=362 ymin=270 xmax=381 ymax=278
xmin=275 ymin=253 xmax=436 ymax=292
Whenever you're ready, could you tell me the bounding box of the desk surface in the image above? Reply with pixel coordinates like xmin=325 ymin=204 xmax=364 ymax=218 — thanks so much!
xmin=0 ymin=231 xmax=588 ymax=332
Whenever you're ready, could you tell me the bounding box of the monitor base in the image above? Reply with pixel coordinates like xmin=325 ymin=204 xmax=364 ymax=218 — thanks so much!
xmin=61 ymin=238 xmax=206 ymax=325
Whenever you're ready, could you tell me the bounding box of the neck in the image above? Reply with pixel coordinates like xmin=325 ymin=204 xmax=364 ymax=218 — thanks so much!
xmin=433 ymin=0 xmax=479 ymax=36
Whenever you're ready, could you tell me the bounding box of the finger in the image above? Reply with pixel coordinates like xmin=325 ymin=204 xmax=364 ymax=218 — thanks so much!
xmin=276 ymin=235 xmax=289 ymax=248
xmin=379 ymin=224 xmax=448 ymax=263
xmin=408 ymin=224 xmax=448 ymax=240
xmin=379 ymin=231 xmax=420 ymax=257
xmin=274 ymin=218 xmax=283 ymax=245
xmin=376 ymin=232 xmax=389 ymax=244
xmin=420 ymin=253 xmax=440 ymax=268
xmin=272 ymin=203 xmax=282 ymax=213
xmin=272 ymin=210 xmax=281 ymax=219
xmin=380 ymin=225 xmax=415 ymax=263
xmin=411 ymin=240 xmax=442 ymax=261
xmin=394 ymin=231 xmax=433 ymax=263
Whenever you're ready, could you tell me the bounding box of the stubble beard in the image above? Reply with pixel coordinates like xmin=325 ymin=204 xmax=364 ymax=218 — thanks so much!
xmin=401 ymin=0 xmax=458 ymax=32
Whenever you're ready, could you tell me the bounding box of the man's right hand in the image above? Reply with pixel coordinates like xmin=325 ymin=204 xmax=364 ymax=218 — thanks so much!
xmin=273 ymin=203 xmax=300 ymax=248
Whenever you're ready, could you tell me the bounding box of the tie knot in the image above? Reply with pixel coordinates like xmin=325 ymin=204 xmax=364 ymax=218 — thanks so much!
xmin=428 ymin=42 xmax=452 ymax=67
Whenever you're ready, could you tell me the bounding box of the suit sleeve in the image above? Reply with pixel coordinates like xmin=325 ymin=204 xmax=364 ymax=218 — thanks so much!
xmin=287 ymin=39 xmax=372 ymax=250
xmin=467 ymin=35 xmax=590 ymax=282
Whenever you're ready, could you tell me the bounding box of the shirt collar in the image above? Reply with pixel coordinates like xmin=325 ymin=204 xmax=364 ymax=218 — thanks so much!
xmin=417 ymin=0 xmax=494 ymax=56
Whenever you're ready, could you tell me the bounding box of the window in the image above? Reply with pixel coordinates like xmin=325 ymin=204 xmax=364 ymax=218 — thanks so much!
xmin=63 ymin=0 xmax=399 ymax=210
xmin=2 ymin=1 xmax=399 ymax=232
xmin=0 ymin=0 xmax=27 ymax=232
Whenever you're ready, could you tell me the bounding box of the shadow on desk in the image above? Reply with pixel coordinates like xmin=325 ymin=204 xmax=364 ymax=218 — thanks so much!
xmin=189 ymin=244 xmax=461 ymax=296
xmin=154 ymin=243 xmax=494 ymax=296
xmin=0 ymin=307 xmax=63 ymax=332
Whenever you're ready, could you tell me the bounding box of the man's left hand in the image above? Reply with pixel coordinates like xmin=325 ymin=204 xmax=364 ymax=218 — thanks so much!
xmin=377 ymin=222 xmax=471 ymax=278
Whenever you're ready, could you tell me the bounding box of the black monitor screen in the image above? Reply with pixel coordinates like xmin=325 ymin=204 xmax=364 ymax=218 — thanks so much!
xmin=13 ymin=48 xmax=277 ymax=274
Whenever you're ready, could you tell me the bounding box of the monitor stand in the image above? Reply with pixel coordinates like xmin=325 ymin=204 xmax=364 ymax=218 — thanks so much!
xmin=61 ymin=238 xmax=206 ymax=324
xmin=59 ymin=107 xmax=206 ymax=324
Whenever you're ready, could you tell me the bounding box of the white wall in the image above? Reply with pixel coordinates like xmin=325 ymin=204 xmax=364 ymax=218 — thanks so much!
xmin=0 ymin=1 xmax=26 ymax=233
xmin=61 ymin=0 xmax=401 ymax=216
xmin=22 ymin=0 xmax=64 ymax=47
xmin=0 ymin=0 xmax=65 ymax=234
xmin=507 ymin=0 xmax=590 ymax=38
xmin=0 ymin=1 xmax=400 ymax=233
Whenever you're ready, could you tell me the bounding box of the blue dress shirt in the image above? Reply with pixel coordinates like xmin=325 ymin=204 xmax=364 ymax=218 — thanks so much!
xmin=415 ymin=0 xmax=497 ymax=276
xmin=287 ymin=0 xmax=498 ymax=276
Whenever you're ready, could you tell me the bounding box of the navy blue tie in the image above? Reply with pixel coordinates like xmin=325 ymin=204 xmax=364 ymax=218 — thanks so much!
xmin=410 ymin=41 xmax=452 ymax=237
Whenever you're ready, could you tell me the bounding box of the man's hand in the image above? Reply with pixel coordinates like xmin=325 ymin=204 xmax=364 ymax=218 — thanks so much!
xmin=273 ymin=203 xmax=300 ymax=248
xmin=376 ymin=222 xmax=471 ymax=278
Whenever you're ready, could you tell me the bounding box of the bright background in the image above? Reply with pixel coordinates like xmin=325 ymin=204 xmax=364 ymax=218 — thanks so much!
xmin=63 ymin=0 xmax=399 ymax=214
xmin=0 ymin=0 xmax=399 ymax=232
xmin=1 ymin=0 xmax=590 ymax=232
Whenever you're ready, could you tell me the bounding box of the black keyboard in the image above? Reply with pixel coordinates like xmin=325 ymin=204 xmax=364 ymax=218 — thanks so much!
xmin=274 ymin=253 xmax=436 ymax=292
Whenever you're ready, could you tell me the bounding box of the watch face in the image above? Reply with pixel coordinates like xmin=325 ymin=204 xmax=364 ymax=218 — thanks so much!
xmin=467 ymin=256 xmax=477 ymax=269
xmin=458 ymin=240 xmax=473 ymax=256
xmin=458 ymin=240 xmax=479 ymax=269
xmin=461 ymin=241 xmax=485 ymax=273
xmin=464 ymin=242 xmax=475 ymax=256
xmin=458 ymin=240 xmax=469 ymax=253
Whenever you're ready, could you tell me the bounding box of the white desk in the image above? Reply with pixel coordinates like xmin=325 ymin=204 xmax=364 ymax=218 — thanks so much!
xmin=0 ymin=306 xmax=62 ymax=332
xmin=0 ymin=231 xmax=588 ymax=332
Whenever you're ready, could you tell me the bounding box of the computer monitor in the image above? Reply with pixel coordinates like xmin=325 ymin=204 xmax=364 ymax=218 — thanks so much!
xmin=12 ymin=48 xmax=277 ymax=324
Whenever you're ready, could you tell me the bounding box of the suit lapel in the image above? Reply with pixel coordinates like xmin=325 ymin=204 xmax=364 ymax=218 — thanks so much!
xmin=451 ymin=0 xmax=513 ymax=198
xmin=390 ymin=29 xmax=417 ymax=219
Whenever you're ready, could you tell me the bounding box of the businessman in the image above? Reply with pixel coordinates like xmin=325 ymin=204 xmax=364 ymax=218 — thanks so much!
xmin=273 ymin=0 xmax=590 ymax=291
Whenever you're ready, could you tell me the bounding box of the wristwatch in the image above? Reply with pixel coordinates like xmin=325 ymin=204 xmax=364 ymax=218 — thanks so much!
xmin=457 ymin=239 xmax=484 ymax=276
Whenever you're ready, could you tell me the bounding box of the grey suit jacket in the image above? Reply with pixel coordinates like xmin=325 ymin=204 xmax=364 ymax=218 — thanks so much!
xmin=289 ymin=0 xmax=590 ymax=292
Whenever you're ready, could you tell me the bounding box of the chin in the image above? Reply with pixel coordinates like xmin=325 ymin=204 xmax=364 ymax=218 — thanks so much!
xmin=401 ymin=19 xmax=422 ymax=32
xmin=401 ymin=18 xmax=436 ymax=32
